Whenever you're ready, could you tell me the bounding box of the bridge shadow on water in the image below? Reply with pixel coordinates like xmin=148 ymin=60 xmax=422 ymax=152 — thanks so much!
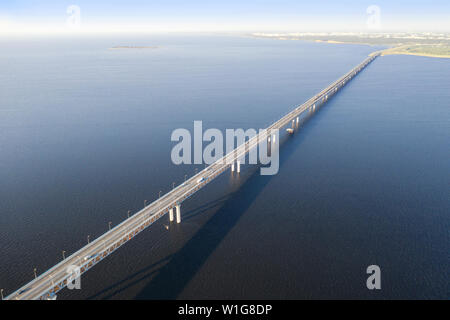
xmin=90 ymin=102 xmax=331 ymax=300
xmin=85 ymin=195 xmax=235 ymax=300
xmin=86 ymin=255 xmax=173 ymax=300
xmin=135 ymin=173 xmax=275 ymax=299
xmin=134 ymin=104 xmax=332 ymax=300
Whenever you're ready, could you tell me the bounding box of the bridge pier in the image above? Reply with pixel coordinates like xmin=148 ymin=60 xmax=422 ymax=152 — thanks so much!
xmin=169 ymin=208 xmax=174 ymax=222
xmin=266 ymin=136 xmax=271 ymax=155
xmin=237 ymin=160 xmax=241 ymax=173
xmin=176 ymin=204 xmax=181 ymax=224
xmin=231 ymin=162 xmax=235 ymax=172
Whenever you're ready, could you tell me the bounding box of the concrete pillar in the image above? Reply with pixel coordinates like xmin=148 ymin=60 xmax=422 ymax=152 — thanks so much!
xmin=291 ymin=119 xmax=295 ymax=128
xmin=237 ymin=160 xmax=241 ymax=173
xmin=272 ymin=134 xmax=276 ymax=143
xmin=296 ymin=117 xmax=299 ymax=124
xmin=169 ymin=208 xmax=174 ymax=222
xmin=231 ymin=162 xmax=235 ymax=172
xmin=176 ymin=205 xmax=181 ymax=224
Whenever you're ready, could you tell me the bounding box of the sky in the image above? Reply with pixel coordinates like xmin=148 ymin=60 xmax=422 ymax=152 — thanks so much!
xmin=1 ymin=0 xmax=449 ymax=34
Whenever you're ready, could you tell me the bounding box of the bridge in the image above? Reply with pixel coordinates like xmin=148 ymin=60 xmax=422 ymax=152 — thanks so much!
xmin=4 ymin=53 xmax=378 ymax=300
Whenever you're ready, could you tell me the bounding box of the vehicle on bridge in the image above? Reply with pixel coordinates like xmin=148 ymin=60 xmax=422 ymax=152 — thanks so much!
xmin=197 ymin=177 xmax=205 ymax=183
xmin=83 ymin=254 xmax=98 ymax=261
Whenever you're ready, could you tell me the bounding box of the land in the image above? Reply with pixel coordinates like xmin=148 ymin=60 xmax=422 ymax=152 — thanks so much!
xmin=380 ymin=44 xmax=450 ymax=58
xmin=251 ymin=32 xmax=450 ymax=58
xmin=110 ymin=46 xmax=158 ymax=49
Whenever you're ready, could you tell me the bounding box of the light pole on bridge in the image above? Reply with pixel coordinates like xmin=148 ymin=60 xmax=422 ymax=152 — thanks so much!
xmin=127 ymin=210 xmax=131 ymax=218
xmin=62 ymin=250 xmax=66 ymax=260
xmin=144 ymin=199 xmax=148 ymax=207
xmin=33 ymin=268 xmax=37 ymax=279
xmin=184 ymin=174 xmax=187 ymax=182
xmin=1 ymin=288 xmax=4 ymax=300
xmin=87 ymin=235 xmax=90 ymax=244
xmin=108 ymin=222 xmax=112 ymax=230
xmin=172 ymin=182 xmax=175 ymax=189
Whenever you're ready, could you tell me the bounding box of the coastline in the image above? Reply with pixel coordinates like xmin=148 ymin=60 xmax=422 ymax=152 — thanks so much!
xmin=251 ymin=33 xmax=450 ymax=59
xmin=380 ymin=51 xmax=450 ymax=59
xmin=379 ymin=45 xmax=450 ymax=59
xmin=109 ymin=46 xmax=158 ymax=50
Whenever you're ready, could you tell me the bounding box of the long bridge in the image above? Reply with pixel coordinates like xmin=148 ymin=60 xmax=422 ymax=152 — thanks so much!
xmin=4 ymin=53 xmax=378 ymax=300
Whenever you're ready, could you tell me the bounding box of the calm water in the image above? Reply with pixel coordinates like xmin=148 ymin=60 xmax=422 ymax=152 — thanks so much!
xmin=0 ymin=34 xmax=448 ymax=299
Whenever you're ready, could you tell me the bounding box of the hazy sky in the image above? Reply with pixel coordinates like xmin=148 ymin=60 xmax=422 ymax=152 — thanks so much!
xmin=1 ymin=0 xmax=449 ymax=34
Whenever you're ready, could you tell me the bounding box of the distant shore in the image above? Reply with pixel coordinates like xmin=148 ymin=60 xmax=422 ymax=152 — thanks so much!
xmin=251 ymin=33 xmax=450 ymax=59
xmin=109 ymin=46 xmax=158 ymax=49
xmin=379 ymin=45 xmax=450 ymax=59
xmin=381 ymin=51 xmax=450 ymax=59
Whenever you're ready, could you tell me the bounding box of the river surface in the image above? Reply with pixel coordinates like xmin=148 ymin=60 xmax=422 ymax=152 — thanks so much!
xmin=0 ymin=34 xmax=448 ymax=299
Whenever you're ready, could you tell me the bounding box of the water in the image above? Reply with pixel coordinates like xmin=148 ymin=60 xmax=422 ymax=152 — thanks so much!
xmin=0 ymin=34 xmax=448 ymax=299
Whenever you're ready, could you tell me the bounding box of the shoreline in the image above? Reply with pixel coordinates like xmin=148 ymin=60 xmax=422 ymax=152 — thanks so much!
xmin=380 ymin=51 xmax=450 ymax=59
xmin=251 ymin=33 xmax=450 ymax=59
xmin=109 ymin=46 xmax=158 ymax=50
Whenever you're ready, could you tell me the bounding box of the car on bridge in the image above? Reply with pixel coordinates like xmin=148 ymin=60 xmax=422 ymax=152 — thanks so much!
xmin=18 ymin=287 xmax=31 ymax=295
xmin=197 ymin=177 xmax=205 ymax=183
xmin=83 ymin=254 xmax=98 ymax=261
